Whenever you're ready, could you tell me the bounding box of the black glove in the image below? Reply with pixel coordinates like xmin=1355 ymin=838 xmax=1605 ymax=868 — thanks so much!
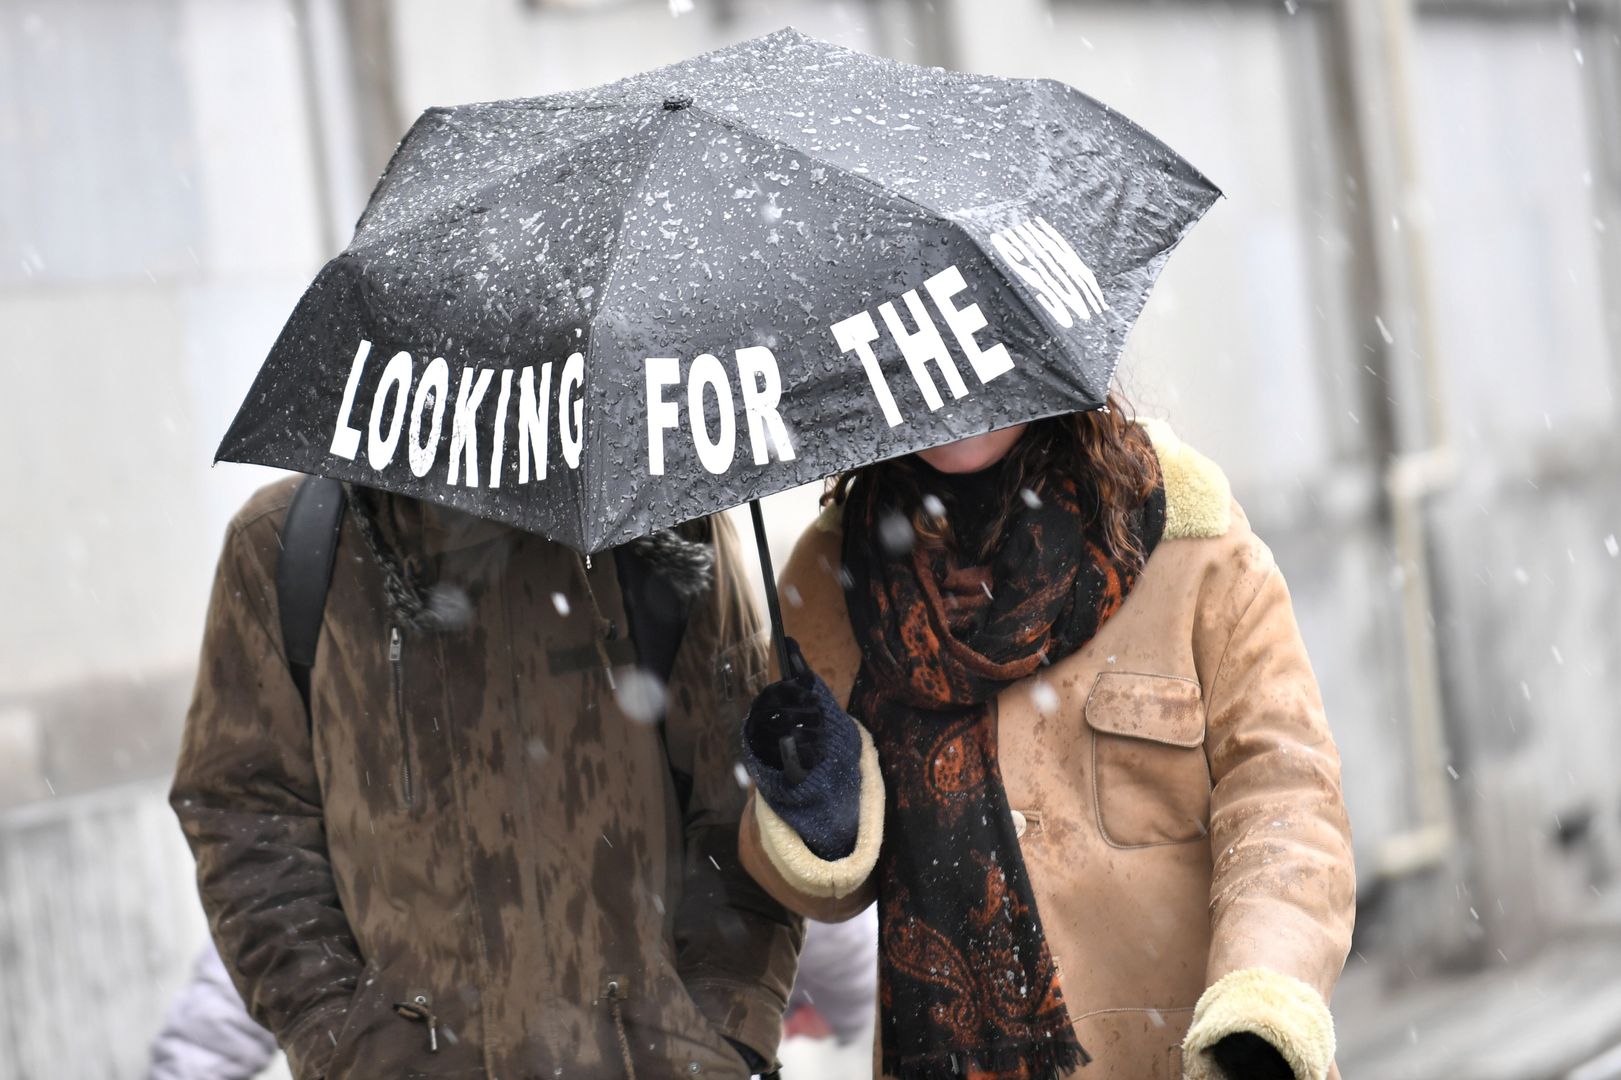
xmin=741 ymin=638 xmax=863 ymax=860
xmin=1210 ymin=1032 xmax=1294 ymax=1080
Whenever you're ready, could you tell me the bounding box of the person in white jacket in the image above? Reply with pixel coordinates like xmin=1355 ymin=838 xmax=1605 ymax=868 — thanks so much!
xmin=785 ymin=910 xmax=879 ymax=1044
xmin=147 ymin=941 xmax=278 ymax=1080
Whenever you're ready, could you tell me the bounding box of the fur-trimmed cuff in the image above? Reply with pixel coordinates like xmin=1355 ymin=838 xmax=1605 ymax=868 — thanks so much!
xmin=1182 ymin=968 xmax=1336 ymax=1080
xmin=753 ymin=722 xmax=884 ymax=899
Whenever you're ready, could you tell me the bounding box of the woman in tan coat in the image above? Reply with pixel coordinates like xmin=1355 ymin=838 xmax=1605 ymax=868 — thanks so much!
xmin=737 ymin=407 xmax=1355 ymax=1080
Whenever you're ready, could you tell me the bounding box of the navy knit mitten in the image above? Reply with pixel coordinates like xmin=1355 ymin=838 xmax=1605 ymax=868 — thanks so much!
xmin=741 ymin=638 xmax=863 ymax=861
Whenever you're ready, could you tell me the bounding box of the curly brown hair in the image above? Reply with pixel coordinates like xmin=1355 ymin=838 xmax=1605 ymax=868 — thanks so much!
xmin=827 ymin=394 xmax=1162 ymax=565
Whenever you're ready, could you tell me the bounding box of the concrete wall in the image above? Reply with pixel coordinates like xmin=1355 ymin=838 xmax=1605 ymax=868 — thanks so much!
xmin=0 ymin=0 xmax=321 ymax=803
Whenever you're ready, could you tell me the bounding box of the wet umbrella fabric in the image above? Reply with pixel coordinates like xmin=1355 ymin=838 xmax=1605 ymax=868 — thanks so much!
xmin=217 ymin=27 xmax=1218 ymax=558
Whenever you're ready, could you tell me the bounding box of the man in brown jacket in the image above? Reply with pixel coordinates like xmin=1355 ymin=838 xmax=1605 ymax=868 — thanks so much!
xmin=172 ymin=479 xmax=803 ymax=1080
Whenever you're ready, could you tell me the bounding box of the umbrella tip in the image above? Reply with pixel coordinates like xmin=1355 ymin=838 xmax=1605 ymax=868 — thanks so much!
xmin=663 ymin=95 xmax=693 ymax=112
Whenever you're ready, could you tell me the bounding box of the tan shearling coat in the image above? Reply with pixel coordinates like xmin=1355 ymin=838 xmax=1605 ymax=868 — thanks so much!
xmin=739 ymin=424 xmax=1355 ymax=1080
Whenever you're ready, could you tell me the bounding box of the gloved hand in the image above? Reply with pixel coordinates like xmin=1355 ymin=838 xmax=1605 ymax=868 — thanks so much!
xmin=741 ymin=638 xmax=864 ymax=861
xmin=1210 ymin=1032 xmax=1294 ymax=1080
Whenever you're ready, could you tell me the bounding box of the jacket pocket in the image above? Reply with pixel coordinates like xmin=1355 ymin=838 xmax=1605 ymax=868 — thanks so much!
xmin=1085 ymin=672 xmax=1210 ymax=848
xmin=326 ymin=961 xmax=479 ymax=1080
xmin=322 ymin=958 xmax=383 ymax=1079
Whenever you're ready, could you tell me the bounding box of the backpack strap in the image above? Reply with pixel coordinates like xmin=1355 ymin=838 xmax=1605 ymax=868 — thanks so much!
xmin=614 ymin=546 xmax=697 ymax=815
xmin=276 ymin=476 xmax=348 ymax=719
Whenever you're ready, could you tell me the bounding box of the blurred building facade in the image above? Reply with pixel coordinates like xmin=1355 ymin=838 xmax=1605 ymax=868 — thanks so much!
xmin=2 ymin=0 xmax=1619 ymax=1076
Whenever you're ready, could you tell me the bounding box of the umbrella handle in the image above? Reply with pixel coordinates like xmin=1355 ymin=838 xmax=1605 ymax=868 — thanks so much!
xmin=748 ymin=498 xmax=793 ymax=680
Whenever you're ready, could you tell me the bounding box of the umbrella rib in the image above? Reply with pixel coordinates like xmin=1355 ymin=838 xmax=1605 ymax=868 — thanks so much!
xmin=352 ymin=108 xmax=650 ymax=250
xmin=685 ymin=93 xmax=1206 ymax=400
xmin=682 ymin=101 xmax=966 ymax=225
xmin=580 ymin=114 xmax=683 ymax=552
xmin=681 ymin=102 xmax=1084 ymax=373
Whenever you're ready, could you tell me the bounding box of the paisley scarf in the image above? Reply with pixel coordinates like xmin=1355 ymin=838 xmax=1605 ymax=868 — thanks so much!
xmin=841 ymin=461 xmax=1165 ymax=1080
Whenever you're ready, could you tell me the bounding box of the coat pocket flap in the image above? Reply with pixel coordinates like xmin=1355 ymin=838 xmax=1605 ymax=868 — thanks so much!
xmin=1085 ymin=672 xmax=1205 ymax=747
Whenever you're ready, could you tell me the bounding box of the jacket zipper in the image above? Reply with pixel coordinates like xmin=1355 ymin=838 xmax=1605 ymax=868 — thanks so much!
xmin=391 ymin=625 xmax=413 ymax=808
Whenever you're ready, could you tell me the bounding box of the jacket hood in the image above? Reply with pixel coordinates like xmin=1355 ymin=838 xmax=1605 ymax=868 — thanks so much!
xmin=347 ymin=486 xmax=716 ymax=627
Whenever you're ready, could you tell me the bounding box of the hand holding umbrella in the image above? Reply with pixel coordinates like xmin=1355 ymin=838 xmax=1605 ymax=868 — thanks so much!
xmin=740 ymin=637 xmax=864 ymax=861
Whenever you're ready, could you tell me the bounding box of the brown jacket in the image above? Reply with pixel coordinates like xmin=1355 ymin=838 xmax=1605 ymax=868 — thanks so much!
xmin=173 ymin=479 xmax=803 ymax=1080
xmin=739 ymin=423 xmax=1355 ymax=1080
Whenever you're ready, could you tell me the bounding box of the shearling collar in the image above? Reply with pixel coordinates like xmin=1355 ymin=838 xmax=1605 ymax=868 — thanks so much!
xmin=1135 ymin=419 xmax=1232 ymax=540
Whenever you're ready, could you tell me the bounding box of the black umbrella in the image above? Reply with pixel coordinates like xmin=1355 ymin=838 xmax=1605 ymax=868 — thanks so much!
xmin=218 ymin=27 xmax=1218 ymax=672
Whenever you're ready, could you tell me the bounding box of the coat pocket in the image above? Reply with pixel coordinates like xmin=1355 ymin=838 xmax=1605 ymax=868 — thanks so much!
xmin=1085 ymin=672 xmax=1210 ymax=848
xmin=326 ymin=960 xmax=481 ymax=1080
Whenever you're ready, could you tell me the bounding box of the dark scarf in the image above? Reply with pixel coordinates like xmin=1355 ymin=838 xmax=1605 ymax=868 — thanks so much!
xmin=841 ymin=459 xmax=1165 ymax=1080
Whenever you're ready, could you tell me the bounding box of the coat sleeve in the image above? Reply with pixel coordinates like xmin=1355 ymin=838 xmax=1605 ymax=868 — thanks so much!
xmin=147 ymin=940 xmax=279 ymax=1080
xmin=663 ymin=515 xmax=806 ymax=1070
xmin=170 ymin=506 xmax=365 ymax=1080
xmin=736 ymin=513 xmax=884 ymax=924
xmin=1183 ymin=557 xmax=1356 ymax=1080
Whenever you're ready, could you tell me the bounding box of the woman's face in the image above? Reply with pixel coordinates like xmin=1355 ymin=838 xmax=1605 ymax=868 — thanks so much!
xmin=915 ymin=424 xmax=1028 ymax=475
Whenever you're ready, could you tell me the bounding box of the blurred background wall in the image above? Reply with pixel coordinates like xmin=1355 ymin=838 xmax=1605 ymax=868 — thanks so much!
xmin=1 ymin=0 xmax=1619 ymax=1077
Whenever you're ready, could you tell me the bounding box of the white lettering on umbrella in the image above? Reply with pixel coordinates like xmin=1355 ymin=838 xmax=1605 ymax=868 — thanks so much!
xmin=324 ymin=340 xmax=606 ymax=489
xmin=366 ymin=349 xmax=412 ymax=471
xmin=321 ymin=229 xmax=1093 ymax=497
xmin=645 ymin=357 xmax=681 ymax=476
xmin=736 ymin=345 xmax=795 ymax=465
xmin=988 ymin=215 xmax=1107 ymax=328
xmin=878 ymin=288 xmax=969 ymax=411
xmin=831 ymin=310 xmax=902 ymax=427
xmin=688 ymin=353 xmax=737 ymax=475
xmin=517 ymin=362 xmax=555 ymax=483
xmin=558 ymin=351 xmax=585 ymax=469
xmin=1031 ymin=217 xmax=1107 ymax=318
xmin=488 ymin=369 xmax=513 ymax=489
xmin=644 ymin=347 xmax=794 ymax=474
xmin=926 ymin=265 xmax=1014 ymax=384
xmin=408 ymin=357 xmax=450 ymax=478
xmin=329 ymin=339 xmax=372 ymax=460
xmin=988 ymin=230 xmax=1067 ymax=324
xmin=832 ymin=264 xmax=1011 ymax=427
xmin=447 ymin=366 xmax=495 ymax=487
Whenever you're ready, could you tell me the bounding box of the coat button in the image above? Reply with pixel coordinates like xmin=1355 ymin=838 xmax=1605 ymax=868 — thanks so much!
xmin=1011 ymin=809 xmax=1028 ymax=838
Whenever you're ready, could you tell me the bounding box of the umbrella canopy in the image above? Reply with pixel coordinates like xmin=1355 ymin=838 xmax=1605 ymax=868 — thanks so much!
xmin=218 ymin=27 xmax=1218 ymax=554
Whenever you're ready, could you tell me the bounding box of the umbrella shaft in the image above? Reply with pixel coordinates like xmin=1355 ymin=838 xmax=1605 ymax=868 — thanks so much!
xmin=749 ymin=499 xmax=792 ymax=679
